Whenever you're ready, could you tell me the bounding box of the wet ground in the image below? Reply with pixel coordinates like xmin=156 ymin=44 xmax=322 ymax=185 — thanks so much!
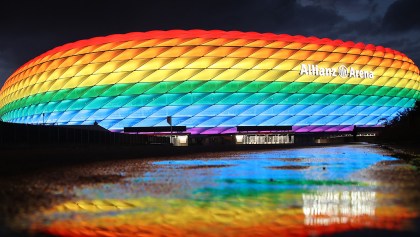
xmin=0 ymin=143 xmax=419 ymax=236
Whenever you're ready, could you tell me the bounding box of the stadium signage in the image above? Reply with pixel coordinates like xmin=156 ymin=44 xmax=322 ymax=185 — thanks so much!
xmin=299 ymin=64 xmax=374 ymax=79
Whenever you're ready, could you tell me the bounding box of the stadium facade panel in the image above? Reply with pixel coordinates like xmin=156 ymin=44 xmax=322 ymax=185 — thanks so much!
xmin=0 ymin=30 xmax=419 ymax=134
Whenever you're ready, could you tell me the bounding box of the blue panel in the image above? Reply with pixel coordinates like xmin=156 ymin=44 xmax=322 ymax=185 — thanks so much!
xmin=238 ymin=104 xmax=271 ymax=116
xmin=110 ymin=118 xmax=140 ymax=130
xmin=57 ymin=111 xmax=79 ymax=123
xmin=346 ymin=115 xmax=365 ymax=125
xmin=88 ymin=108 xmax=117 ymax=121
xmin=327 ymin=105 xmax=352 ymax=116
xmin=175 ymin=105 xmax=210 ymax=117
xmin=343 ymin=106 xmax=366 ymax=116
xmin=219 ymin=116 xmax=253 ymax=126
xmin=359 ymin=106 xmax=377 ymax=115
xmin=279 ymin=115 xmax=306 ymax=125
xmin=134 ymin=117 xmax=165 ymax=127
xmin=96 ymin=119 xmax=119 ymax=129
xmin=150 ymin=106 xmax=185 ymax=118
xmin=71 ymin=110 xmax=96 ymax=122
xmin=218 ymin=104 xmax=251 ymax=116
xmin=240 ymin=115 xmax=273 ymax=126
xmin=179 ymin=116 xmax=210 ymax=127
xmin=106 ymin=107 xmax=138 ymax=119
xmin=297 ymin=115 xmax=325 ymax=125
xmin=261 ymin=115 xmax=292 ymax=125
xmin=126 ymin=106 xmax=161 ymax=119
xmin=261 ymin=105 xmax=291 ymax=115
xmin=196 ymin=105 xmax=232 ymax=116
xmin=296 ymin=105 xmax=325 ymax=116
xmin=47 ymin=112 xmax=62 ymax=124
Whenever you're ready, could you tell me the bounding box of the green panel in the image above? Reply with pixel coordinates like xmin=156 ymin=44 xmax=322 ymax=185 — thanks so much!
xmin=374 ymin=97 xmax=392 ymax=106
xmin=147 ymin=94 xmax=183 ymax=106
xmin=395 ymin=88 xmax=409 ymax=97
xmin=238 ymin=81 xmax=269 ymax=93
xmin=387 ymin=87 xmax=401 ymax=97
xmin=193 ymin=81 xmax=228 ymax=93
xmin=360 ymin=96 xmax=380 ymax=106
xmin=316 ymin=84 xmax=339 ymax=94
xmin=334 ymin=84 xmax=353 ymax=95
xmin=146 ymin=81 xmax=180 ymax=94
xmin=259 ymin=81 xmax=289 ymax=93
xmin=219 ymin=93 xmax=251 ymax=104
xmin=103 ymin=96 xmax=134 ymax=108
xmin=27 ymin=105 xmax=36 ymax=116
xmin=334 ymin=95 xmax=354 ymax=105
xmin=298 ymin=83 xmax=324 ymax=94
xmin=347 ymin=95 xmax=368 ymax=106
xmin=55 ymin=100 xmax=73 ymax=112
xmin=196 ymin=93 xmax=230 ymax=105
xmin=169 ymin=81 xmax=205 ymax=93
xmin=261 ymin=93 xmax=290 ymax=104
xmin=317 ymin=94 xmax=341 ymax=105
xmin=283 ymin=94 xmax=308 ymax=104
xmin=240 ymin=93 xmax=271 ymax=104
xmin=376 ymin=87 xmax=392 ymax=97
xmin=125 ymin=94 xmax=159 ymax=107
xmin=84 ymin=97 xmax=113 ymax=110
xmin=385 ymin=97 xmax=403 ymax=107
xmin=83 ymin=85 xmax=111 ymax=98
xmin=347 ymin=85 xmax=367 ymax=95
xmin=300 ymin=94 xmax=325 ymax=104
xmin=39 ymin=92 xmax=55 ymax=104
xmin=362 ymin=86 xmax=378 ymax=96
xmin=394 ymin=98 xmax=409 ymax=107
xmin=68 ymin=98 xmax=93 ymax=110
xmin=171 ymin=94 xmax=193 ymax=105
xmin=44 ymin=102 xmax=58 ymax=113
xmin=122 ymin=83 xmax=155 ymax=96
xmin=102 ymin=84 xmax=133 ymax=97
xmin=65 ymin=87 xmax=90 ymax=100
xmin=216 ymin=81 xmax=249 ymax=93
xmin=279 ymin=82 xmax=307 ymax=93
xmin=50 ymin=89 xmax=70 ymax=102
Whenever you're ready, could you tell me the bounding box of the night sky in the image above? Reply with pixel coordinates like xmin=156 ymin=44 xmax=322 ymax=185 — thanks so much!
xmin=1 ymin=0 xmax=419 ymax=86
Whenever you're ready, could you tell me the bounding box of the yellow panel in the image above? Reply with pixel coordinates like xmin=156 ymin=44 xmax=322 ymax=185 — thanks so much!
xmin=235 ymin=69 xmax=268 ymax=81
xmin=158 ymin=46 xmax=191 ymax=58
xmin=373 ymin=67 xmax=386 ymax=76
xmin=78 ymin=74 xmax=107 ymax=87
xmin=340 ymin=54 xmax=359 ymax=63
xmin=383 ymin=68 xmax=397 ymax=77
xmin=115 ymin=59 xmax=148 ymax=72
xmin=179 ymin=38 xmax=208 ymax=46
xmin=329 ymin=76 xmax=349 ymax=84
xmin=306 ymin=51 xmax=329 ymax=61
xmin=383 ymin=77 xmax=399 ymax=87
xmin=249 ymin=48 xmax=277 ymax=58
xmin=396 ymin=78 xmax=409 ymax=88
xmin=212 ymin=69 xmax=244 ymax=80
xmin=97 ymin=72 xmax=130 ymax=85
xmin=38 ymin=80 xmax=54 ymax=94
xmin=280 ymin=70 xmax=301 ymax=82
xmin=354 ymin=56 xmax=371 ymax=65
xmin=75 ymin=63 xmax=103 ymax=77
xmin=156 ymin=38 xmax=186 ymax=47
xmin=289 ymin=50 xmax=312 ymax=60
xmin=111 ymin=40 xmax=140 ymax=50
xmin=49 ymin=78 xmax=67 ymax=91
xmin=246 ymin=40 xmax=269 ymax=47
xmin=379 ymin=59 xmax=393 ymax=67
xmin=360 ymin=49 xmax=374 ymax=56
xmin=94 ymin=61 xmax=125 ymax=74
xmin=74 ymin=53 xmax=101 ymax=65
xmin=301 ymin=43 xmax=321 ymax=51
xmin=393 ymin=69 xmax=407 ymax=79
xmin=91 ymin=50 xmax=123 ymax=63
xmin=295 ymin=73 xmax=315 ymax=83
xmin=62 ymin=65 xmax=86 ymax=78
xmin=269 ymin=49 xmax=296 ymax=59
xmin=113 ymin=48 xmax=146 ymax=61
xmin=324 ymin=52 xmax=346 ymax=63
xmin=283 ymin=42 xmax=305 ymax=50
xmin=265 ymin=41 xmax=289 ymax=49
xmin=333 ymin=47 xmax=349 ymax=53
xmin=360 ymin=65 xmax=376 ymax=72
xmin=273 ymin=59 xmax=300 ymax=71
xmin=166 ymin=69 xmax=203 ymax=81
xmin=368 ymin=57 xmax=382 ymax=66
xmin=45 ymin=58 xmax=65 ymax=71
xmin=228 ymin=47 xmax=257 ymax=58
xmin=59 ymin=55 xmax=82 ymax=69
xmin=373 ymin=50 xmax=384 ymax=57
xmin=347 ymin=48 xmax=362 ymax=54
xmin=186 ymin=57 xmax=216 ymax=69
xmin=133 ymin=47 xmax=168 ymax=59
xmin=141 ymin=70 xmax=175 ymax=82
xmin=60 ymin=48 xmax=80 ymax=58
xmin=208 ymin=57 xmax=242 ymax=69
xmin=317 ymin=44 xmax=336 ymax=52
xmin=118 ymin=71 xmax=154 ymax=84
xmin=224 ymin=39 xmax=251 ymax=47
xmin=182 ymin=46 xmax=215 ymax=57
xmin=202 ymin=38 xmax=232 ymax=46
xmin=253 ymin=58 xmax=280 ymax=70
xmin=205 ymin=47 xmax=236 ymax=57
xmin=62 ymin=75 xmax=86 ymax=89
xmin=138 ymin=58 xmax=172 ymax=70
xmin=372 ymin=76 xmax=390 ymax=87
xmin=261 ymin=70 xmax=287 ymax=82
xmin=161 ymin=57 xmax=195 ymax=70
xmin=232 ymin=58 xmax=261 ymax=69
xmin=47 ymin=68 xmax=67 ymax=81
xmin=345 ymin=77 xmax=363 ymax=85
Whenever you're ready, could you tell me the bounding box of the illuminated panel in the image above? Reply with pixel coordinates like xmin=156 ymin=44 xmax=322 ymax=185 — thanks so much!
xmin=0 ymin=30 xmax=419 ymax=133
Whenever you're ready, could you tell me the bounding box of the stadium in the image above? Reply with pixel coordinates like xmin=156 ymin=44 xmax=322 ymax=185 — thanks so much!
xmin=0 ymin=30 xmax=419 ymax=144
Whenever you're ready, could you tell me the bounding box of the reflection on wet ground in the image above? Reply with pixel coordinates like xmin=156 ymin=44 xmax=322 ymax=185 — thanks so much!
xmin=2 ymin=143 xmax=419 ymax=236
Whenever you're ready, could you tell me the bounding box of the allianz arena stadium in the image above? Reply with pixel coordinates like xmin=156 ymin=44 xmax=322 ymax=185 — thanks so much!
xmin=0 ymin=30 xmax=419 ymax=134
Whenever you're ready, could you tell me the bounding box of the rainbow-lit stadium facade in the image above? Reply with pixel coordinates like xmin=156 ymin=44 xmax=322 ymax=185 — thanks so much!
xmin=0 ymin=30 xmax=419 ymax=134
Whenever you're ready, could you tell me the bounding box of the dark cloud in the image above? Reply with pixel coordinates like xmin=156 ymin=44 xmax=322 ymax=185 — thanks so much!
xmin=383 ymin=0 xmax=420 ymax=31
xmin=0 ymin=0 xmax=419 ymax=85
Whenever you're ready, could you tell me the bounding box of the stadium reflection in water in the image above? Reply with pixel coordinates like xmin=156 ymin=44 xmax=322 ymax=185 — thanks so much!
xmin=29 ymin=144 xmax=418 ymax=236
